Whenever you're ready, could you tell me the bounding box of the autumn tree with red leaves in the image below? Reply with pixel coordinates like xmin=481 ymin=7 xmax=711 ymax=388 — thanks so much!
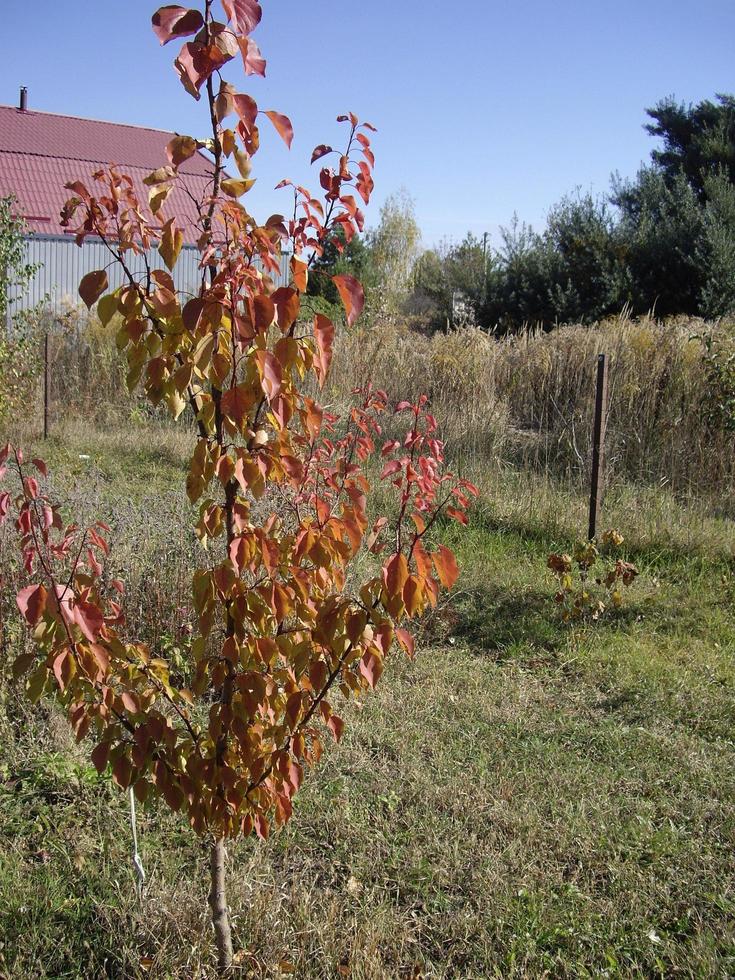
xmin=0 ymin=1 xmax=476 ymax=970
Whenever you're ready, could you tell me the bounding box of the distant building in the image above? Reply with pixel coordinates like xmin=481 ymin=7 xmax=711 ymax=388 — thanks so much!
xmin=0 ymin=88 xmax=288 ymax=322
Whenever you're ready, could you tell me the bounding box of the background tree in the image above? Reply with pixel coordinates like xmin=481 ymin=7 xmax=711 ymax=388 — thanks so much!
xmin=645 ymin=93 xmax=735 ymax=199
xmin=420 ymin=92 xmax=735 ymax=334
xmin=307 ymin=226 xmax=375 ymax=306
xmin=367 ymin=189 xmax=421 ymax=312
xmin=612 ymin=168 xmax=707 ymax=317
xmin=412 ymin=233 xmax=488 ymax=330
xmin=699 ymin=172 xmax=735 ymax=318
xmin=0 ymin=197 xmax=42 ymax=424
xmin=0 ymin=196 xmax=36 ymax=325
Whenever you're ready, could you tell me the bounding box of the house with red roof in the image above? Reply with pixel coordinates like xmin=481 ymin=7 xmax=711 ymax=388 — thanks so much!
xmin=1 ymin=89 xmax=287 ymax=320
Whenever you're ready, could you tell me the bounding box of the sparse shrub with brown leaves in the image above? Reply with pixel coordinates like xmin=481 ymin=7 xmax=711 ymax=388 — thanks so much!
xmin=548 ymin=529 xmax=638 ymax=623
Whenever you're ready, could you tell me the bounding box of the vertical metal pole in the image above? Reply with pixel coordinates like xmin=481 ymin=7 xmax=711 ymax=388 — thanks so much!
xmin=588 ymin=353 xmax=608 ymax=541
xmin=43 ymin=330 xmax=49 ymax=440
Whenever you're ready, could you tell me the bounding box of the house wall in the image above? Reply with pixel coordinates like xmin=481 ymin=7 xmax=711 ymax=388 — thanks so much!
xmin=6 ymin=234 xmax=291 ymax=324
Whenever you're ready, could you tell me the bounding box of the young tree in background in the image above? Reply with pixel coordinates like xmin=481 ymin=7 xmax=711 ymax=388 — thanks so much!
xmin=367 ymin=189 xmax=421 ymax=312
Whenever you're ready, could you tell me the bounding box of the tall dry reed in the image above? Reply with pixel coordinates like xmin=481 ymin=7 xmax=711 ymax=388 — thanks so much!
xmin=6 ymin=306 xmax=735 ymax=503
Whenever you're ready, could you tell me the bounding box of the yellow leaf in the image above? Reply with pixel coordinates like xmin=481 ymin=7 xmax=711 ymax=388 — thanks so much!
xmin=221 ymin=177 xmax=256 ymax=197
xmin=160 ymin=218 xmax=183 ymax=271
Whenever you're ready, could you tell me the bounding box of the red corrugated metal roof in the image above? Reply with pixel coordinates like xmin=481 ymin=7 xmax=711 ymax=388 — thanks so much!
xmin=0 ymin=104 xmax=213 ymax=244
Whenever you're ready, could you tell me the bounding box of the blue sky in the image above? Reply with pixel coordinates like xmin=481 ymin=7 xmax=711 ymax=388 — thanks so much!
xmin=2 ymin=0 xmax=733 ymax=247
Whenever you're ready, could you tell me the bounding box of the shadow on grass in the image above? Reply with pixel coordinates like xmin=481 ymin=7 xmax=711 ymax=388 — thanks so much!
xmin=466 ymin=507 xmax=734 ymax=573
xmin=439 ymin=582 xmax=646 ymax=664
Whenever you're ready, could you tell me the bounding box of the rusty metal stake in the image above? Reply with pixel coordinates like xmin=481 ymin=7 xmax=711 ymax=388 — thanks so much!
xmin=588 ymin=352 xmax=608 ymax=541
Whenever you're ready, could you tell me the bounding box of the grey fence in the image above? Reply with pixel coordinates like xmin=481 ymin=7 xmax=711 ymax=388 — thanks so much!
xmin=6 ymin=234 xmax=292 ymax=325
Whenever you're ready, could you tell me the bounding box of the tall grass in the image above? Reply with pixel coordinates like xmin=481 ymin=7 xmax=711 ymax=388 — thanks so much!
xmin=5 ymin=306 xmax=735 ymax=505
xmin=328 ymin=313 xmax=735 ymax=502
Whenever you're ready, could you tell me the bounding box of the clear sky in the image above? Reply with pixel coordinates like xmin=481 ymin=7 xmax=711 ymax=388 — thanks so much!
xmin=1 ymin=0 xmax=733 ymax=248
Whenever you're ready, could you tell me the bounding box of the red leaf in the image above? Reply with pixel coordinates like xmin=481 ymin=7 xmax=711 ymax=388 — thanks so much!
xmin=31 ymin=458 xmax=48 ymax=477
xmin=359 ymin=650 xmax=383 ymax=690
xmin=238 ymin=36 xmax=266 ymax=76
xmin=23 ymin=477 xmax=39 ymax=499
xmin=121 ymin=692 xmax=140 ymax=714
xmin=71 ymin=599 xmax=105 ymax=642
xmin=0 ymin=491 xmax=9 ymax=524
xmin=234 ymin=93 xmax=258 ymax=131
xmin=237 ymin=93 xmax=258 ymax=131
xmin=252 ymin=295 xmax=275 ymax=332
xmin=175 ymin=41 xmax=228 ymax=99
xmin=332 ymin=274 xmax=364 ymax=327
xmin=91 ymin=741 xmax=111 ymax=774
xmin=264 ymin=110 xmax=294 ymax=149
xmin=327 ymin=714 xmax=344 ymax=743
xmin=272 ymin=287 xmax=300 ymax=331
xmin=311 ymin=144 xmax=333 ymax=164
xmin=222 ymin=0 xmax=262 ymax=33
xmin=395 ymin=627 xmax=415 ymax=659
xmin=52 ymin=650 xmax=72 ymax=691
xmin=79 ymin=270 xmax=108 ymax=309
xmin=381 ymin=460 xmax=402 ymax=480
xmin=254 ymin=812 xmax=269 ymax=840
xmin=17 ymin=584 xmax=47 ymax=625
xmin=151 ymin=5 xmax=204 ymax=45
xmin=221 ymin=384 xmax=252 ymax=426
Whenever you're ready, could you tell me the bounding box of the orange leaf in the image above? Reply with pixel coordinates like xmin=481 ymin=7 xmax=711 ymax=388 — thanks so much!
xmin=432 ymin=544 xmax=459 ymax=589
xmin=254 ymin=350 xmax=282 ymax=402
xmin=382 ymin=553 xmax=409 ymax=598
xmin=291 ymin=257 xmax=308 ymax=293
xmin=264 ymin=110 xmax=294 ymax=148
xmin=403 ymin=575 xmax=423 ymax=617
xmin=221 ymin=384 xmax=254 ymax=427
xmin=313 ymin=314 xmax=334 ymax=387
xmin=166 ymin=134 xmax=198 ymax=167
xmin=272 ymin=287 xmax=300 ymax=331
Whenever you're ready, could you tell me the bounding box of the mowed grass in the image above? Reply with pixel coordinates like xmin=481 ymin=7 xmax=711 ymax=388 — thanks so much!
xmin=1 ymin=423 xmax=735 ymax=978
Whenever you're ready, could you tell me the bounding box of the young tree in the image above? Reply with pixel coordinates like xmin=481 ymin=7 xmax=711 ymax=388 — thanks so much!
xmin=0 ymin=1 xmax=476 ymax=971
xmin=0 ymin=197 xmax=42 ymax=424
xmin=367 ymin=188 xmax=421 ymax=312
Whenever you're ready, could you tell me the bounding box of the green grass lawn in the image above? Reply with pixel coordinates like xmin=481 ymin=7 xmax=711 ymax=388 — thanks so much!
xmin=1 ymin=423 xmax=734 ymax=977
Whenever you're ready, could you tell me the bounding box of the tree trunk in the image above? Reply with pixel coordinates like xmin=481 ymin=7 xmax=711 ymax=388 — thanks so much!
xmin=208 ymin=837 xmax=233 ymax=973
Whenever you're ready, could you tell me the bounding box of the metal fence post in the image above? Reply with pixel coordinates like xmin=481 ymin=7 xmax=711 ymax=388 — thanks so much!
xmin=43 ymin=330 xmax=49 ymax=440
xmin=588 ymin=353 xmax=608 ymax=541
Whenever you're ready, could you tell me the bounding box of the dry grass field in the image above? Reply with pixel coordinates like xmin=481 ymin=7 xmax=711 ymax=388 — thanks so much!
xmin=1 ymin=314 xmax=735 ymax=977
